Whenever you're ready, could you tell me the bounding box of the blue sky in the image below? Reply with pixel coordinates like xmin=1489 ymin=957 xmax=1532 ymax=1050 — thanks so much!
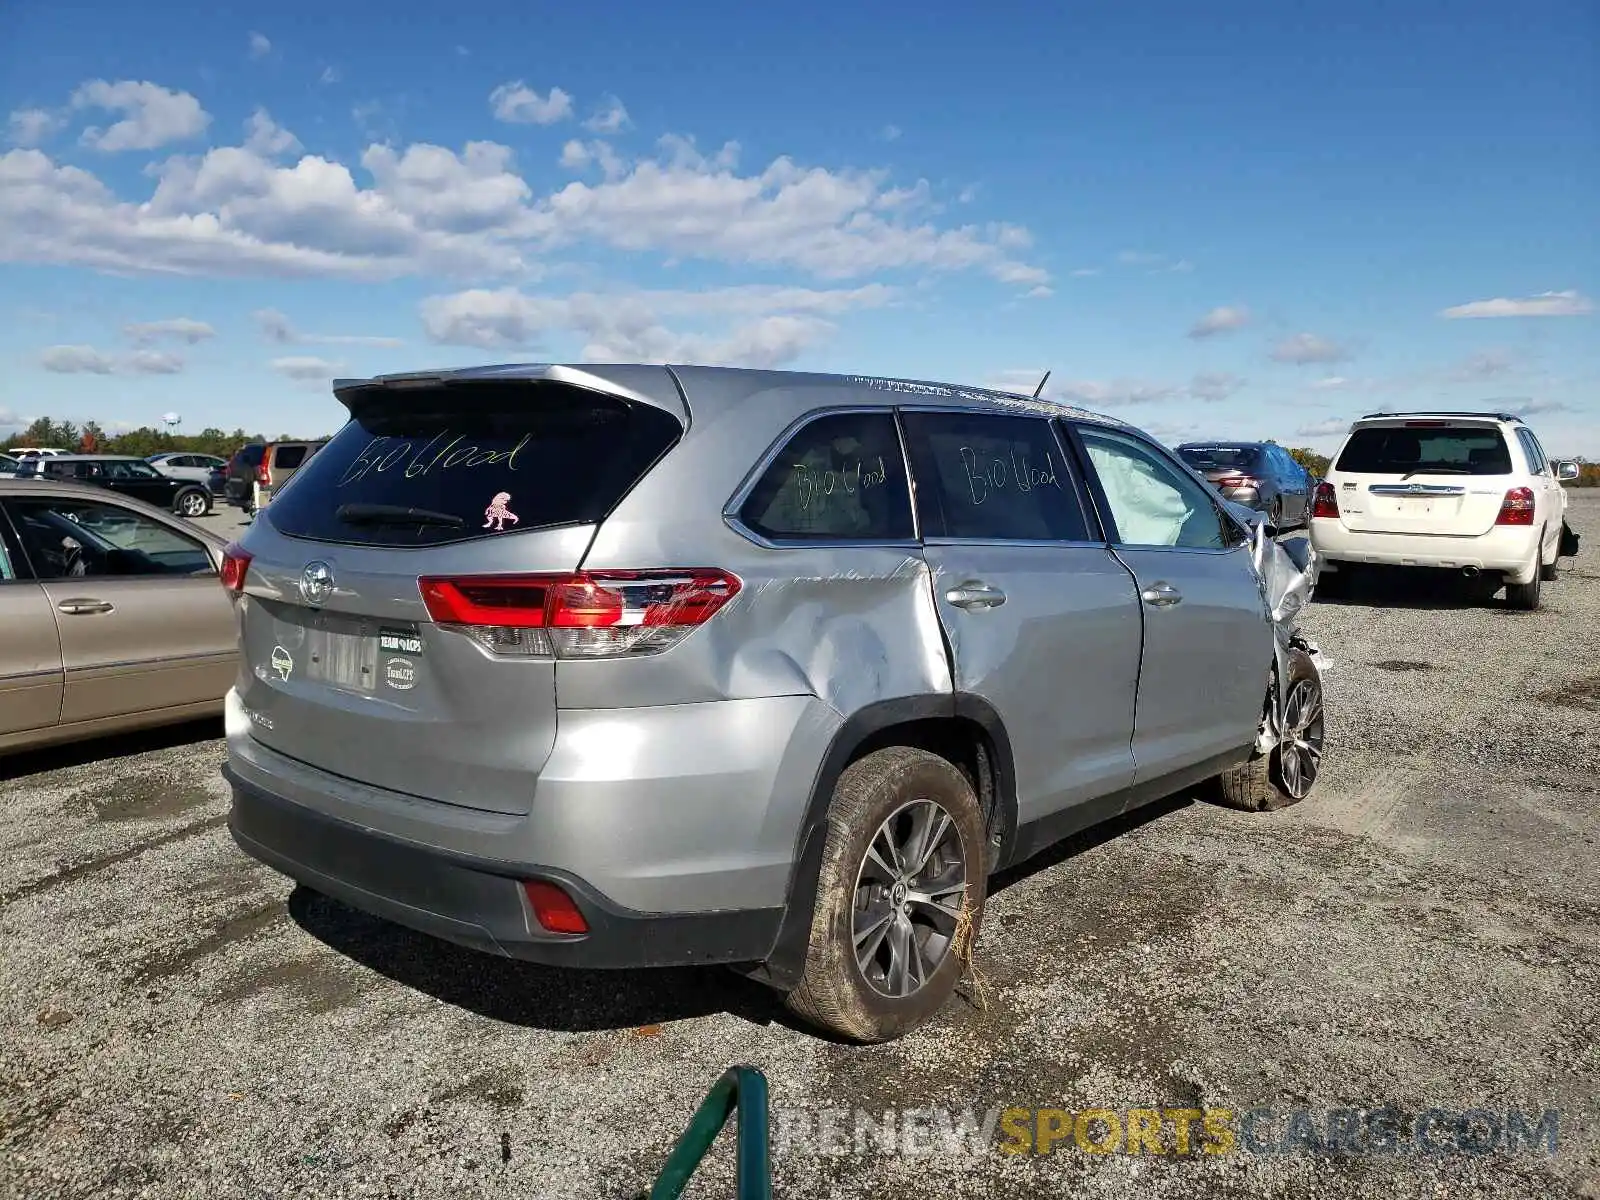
xmin=1 ymin=0 xmax=1595 ymax=453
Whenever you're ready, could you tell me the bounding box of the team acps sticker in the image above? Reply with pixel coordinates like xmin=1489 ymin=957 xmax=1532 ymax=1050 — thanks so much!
xmin=383 ymin=657 xmax=417 ymax=691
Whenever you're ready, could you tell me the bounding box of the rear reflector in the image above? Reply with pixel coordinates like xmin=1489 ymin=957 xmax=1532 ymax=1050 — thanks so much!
xmin=1495 ymin=486 xmax=1536 ymax=526
xmin=220 ymin=542 xmax=252 ymax=595
xmin=1312 ymin=482 xmax=1340 ymax=519
xmin=419 ymin=569 xmax=741 ymax=659
xmin=522 ymin=881 xmax=588 ymax=935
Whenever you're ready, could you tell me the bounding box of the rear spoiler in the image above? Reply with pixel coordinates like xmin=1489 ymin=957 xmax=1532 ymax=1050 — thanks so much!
xmin=332 ymin=364 xmax=689 ymax=423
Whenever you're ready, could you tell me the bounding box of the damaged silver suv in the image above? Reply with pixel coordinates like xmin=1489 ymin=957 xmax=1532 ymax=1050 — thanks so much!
xmin=221 ymin=364 xmax=1326 ymax=1043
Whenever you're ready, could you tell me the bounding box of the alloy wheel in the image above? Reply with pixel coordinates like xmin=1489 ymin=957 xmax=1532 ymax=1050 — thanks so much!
xmin=851 ymin=799 xmax=968 ymax=998
xmin=180 ymin=492 xmax=207 ymax=517
xmin=1276 ymin=676 xmax=1325 ymax=799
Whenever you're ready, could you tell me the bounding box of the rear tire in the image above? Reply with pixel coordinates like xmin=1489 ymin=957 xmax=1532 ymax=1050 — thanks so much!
xmin=1539 ymin=527 xmax=1559 ymax=581
xmin=175 ymin=487 xmax=210 ymax=518
xmin=1505 ymin=570 xmax=1542 ymax=611
xmin=1210 ymin=648 xmax=1325 ymax=812
xmin=784 ymin=747 xmax=987 ymax=1044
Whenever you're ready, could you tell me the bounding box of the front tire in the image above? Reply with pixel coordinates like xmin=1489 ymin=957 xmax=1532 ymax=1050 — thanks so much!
xmin=175 ymin=488 xmax=210 ymax=518
xmin=784 ymin=747 xmax=987 ymax=1043
xmin=1210 ymin=647 xmax=1325 ymax=812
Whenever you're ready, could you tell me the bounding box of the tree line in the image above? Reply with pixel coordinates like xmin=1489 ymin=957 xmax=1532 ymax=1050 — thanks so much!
xmin=1 ymin=418 xmax=322 ymax=460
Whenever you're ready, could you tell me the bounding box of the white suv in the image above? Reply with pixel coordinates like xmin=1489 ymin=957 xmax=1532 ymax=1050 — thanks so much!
xmin=1310 ymin=411 xmax=1579 ymax=609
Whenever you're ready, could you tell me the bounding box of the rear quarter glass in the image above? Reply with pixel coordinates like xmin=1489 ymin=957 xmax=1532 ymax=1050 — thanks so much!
xmin=263 ymin=381 xmax=683 ymax=546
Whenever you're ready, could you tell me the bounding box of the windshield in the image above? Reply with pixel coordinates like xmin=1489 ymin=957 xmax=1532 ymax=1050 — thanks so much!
xmin=1179 ymin=446 xmax=1260 ymax=471
xmin=1336 ymin=426 xmax=1513 ymax=475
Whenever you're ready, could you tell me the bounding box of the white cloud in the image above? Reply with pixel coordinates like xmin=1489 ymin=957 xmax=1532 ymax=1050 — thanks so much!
xmin=1024 ymin=285 xmax=1053 ymax=299
xmin=248 ymin=32 xmax=272 ymax=59
xmin=583 ymin=96 xmax=631 ymax=135
xmin=123 ymin=317 xmax=214 ymax=344
xmin=1070 ymin=267 xmax=1101 ymax=277
xmin=73 ymin=80 xmax=210 ymax=152
xmin=1188 ymin=305 xmax=1250 ymax=339
xmin=1310 ymin=376 xmax=1350 ymax=390
xmin=252 ymin=307 xmax=403 ymax=347
xmin=1 ymin=96 xmax=1047 ymax=291
xmin=271 ymin=355 xmax=345 ymax=382
xmin=490 ymin=82 xmax=574 ymax=125
xmin=41 ymin=345 xmax=114 ymax=374
xmin=1116 ymin=250 xmax=1192 ymax=274
xmin=243 ymin=108 xmax=301 ymax=157
xmin=1270 ymin=332 xmax=1351 ymax=366
xmin=8 ymin=108 xmax=63 ymax=147
xmin=1447 ymin=350 xmax=1516 ymax=382
xmin=1502 ymin=398 xmax=1569 ymax=416
xmin=881 ymin=124 xmax=902 ymax=142
xmin=1052 ymin=379 xmax=1183 ymax=408
xmin=1296 ymin=418 xmax=1352 ymax=438
xmin=126 ymin=349 xmax=184 ymax=374
xmin=1440 ymin=290 xmax=1593 ymax=319
xmin=39 ymin=343 xmax=186 ymax=374
xmin=320 ymin=66 xmax=341 ymax=85
xmin=418 ymin=282 xmax=895 ymax=367
xmin=1190 ymin=371 xmax=1245 ymax=402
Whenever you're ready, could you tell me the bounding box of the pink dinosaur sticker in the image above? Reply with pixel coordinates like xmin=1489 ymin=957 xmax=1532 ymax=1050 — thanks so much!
xmin=483 ymin=492 xmax=520 ymax=531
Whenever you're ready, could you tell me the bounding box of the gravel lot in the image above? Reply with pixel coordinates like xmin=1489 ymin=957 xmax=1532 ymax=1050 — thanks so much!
xmin=3 ymin=495 xmax=1598 ymax=1199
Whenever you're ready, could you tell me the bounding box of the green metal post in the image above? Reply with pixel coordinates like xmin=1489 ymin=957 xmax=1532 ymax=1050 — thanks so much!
xmin=646 ymin=1065 xmax=771 ymax=1200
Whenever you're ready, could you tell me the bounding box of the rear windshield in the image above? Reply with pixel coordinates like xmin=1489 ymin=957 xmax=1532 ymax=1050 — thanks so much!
xmin=234 ymin=445 xmax=265 ymax=467
xmin=1179 ymin=446 xmax=1260 ymax=471
xmin=265 ymin=381 xmax=683 ymax=546
xmin=1336 ymin=426 xmax=1513 ymax=476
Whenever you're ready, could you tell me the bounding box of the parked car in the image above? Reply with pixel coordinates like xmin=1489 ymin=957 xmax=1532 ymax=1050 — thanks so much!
xmin=148 ymin=451 xmax=229 ymax=486
xmin=10 ymin=447 xmax=69 ymax=459
xmin=247 ymin=440 xmax=327 ymax=514
xmin=15 ymin=455 xmax=214 ymax=518
xmin=1176 ymin=442 xmax=1313 ymax=529
xmin=223 ymin=444 xmax=267 ymax=509
xmin=221 ymin=364 xmax=1329 ymax=1043
xmin=0 ymin=478 xmax=237 ymax=755
xmin=1310 ymin=410 xmax=1578 ymax=609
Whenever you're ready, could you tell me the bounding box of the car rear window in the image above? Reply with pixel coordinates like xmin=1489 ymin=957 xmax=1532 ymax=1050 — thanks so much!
xmin=264 ymin=381 xmax=683 ymax=546
xmin=1336 ymin=426 xmax=1513 ymax=475
xmin=1179 ymin=446 xmax=1260 ymax=471
xmin=272 ymin=445 xmax=309 ymax=471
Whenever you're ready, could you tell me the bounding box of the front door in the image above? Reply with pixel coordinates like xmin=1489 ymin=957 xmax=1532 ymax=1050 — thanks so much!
xmin=1071 ymin=424 xmax=1274 ymax=789
xmin=0 ymin=513 xmax=63 ymax=738
xmin=2 ymin=494 xmax=236 ymax=725
xmin=899 ymin=410 xmax=1143 ymax=828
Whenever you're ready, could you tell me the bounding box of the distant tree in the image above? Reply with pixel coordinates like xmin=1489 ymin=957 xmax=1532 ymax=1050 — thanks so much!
xmin=80 ymin=420 xmax=107 ymax=454
xmin=1285 ymin=446 xmax=1331 ymax=477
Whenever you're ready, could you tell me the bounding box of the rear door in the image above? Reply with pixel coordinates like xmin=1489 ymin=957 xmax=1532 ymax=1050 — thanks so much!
xmin=1516 ymin=427 xmax=1565 ymax=560
xmin=0 ymin=510 xmax=64 ymax=737
xmin=2 ymin=493 xmax=234 ymax=724
xmin=899 ymin=409 xmax=1142 ymax=826
xmin=1071 ymin=424 xmax=1272 ymax=786
xmin=232 ymin=375 xmax=686 ymax=815
xmin=1329 ymin=420 xmax=1514 ymax=535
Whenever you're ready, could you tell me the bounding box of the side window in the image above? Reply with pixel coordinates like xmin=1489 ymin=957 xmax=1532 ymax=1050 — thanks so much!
xmin=0 ymin=512 xmax=19 ymax=581
xmin=737 ymin=411 xmax=914 ymax=542
xmin=1520 ymin=430 xmax=1550 ymax=477
xmin=1077 ymin=427 xmax=1234 ymax=550
xmin=4 ymin=498 xmax=214 ymax=580
xmin=900 ymin=412 xmax=1089 ymax=541
xmin=274 ymin=445 xmax=309 ymax=471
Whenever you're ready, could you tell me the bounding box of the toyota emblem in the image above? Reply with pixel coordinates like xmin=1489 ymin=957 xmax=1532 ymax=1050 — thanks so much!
xmin=299 ymin=560 xmax=334 ymax=606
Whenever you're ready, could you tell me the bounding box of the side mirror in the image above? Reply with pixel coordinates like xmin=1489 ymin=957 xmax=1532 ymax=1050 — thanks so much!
xmin=1555 ymin=461 xmax=1580 ymax=482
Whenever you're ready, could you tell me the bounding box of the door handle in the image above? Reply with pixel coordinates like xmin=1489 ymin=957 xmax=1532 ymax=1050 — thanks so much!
xmin=1140 ymin=583 xmax=1182 ymax=607
xmin=945 ymin=582 xmax=1007 ymax=610
xmin=56 ymin=599 xmax=115 ymax=615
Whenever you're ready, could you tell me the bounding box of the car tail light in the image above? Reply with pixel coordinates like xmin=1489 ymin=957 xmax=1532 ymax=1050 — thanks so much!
xmin=522 ymin=881 xmax=588 ymax=934
xmin=1495 ymin=486 xmax=1536 ymax=526
xmin=255 ymin=457 xmax=270 ymax=485
xmin=1215 ymin=475 xmax=1261 ymax=489
xmin=418 ymin=569 xmax=742 ymax=659
xmin=1312 ymin=482 xmax=1340 ymax=519
xmin=220 ymin=542 xmax=252 ymax=595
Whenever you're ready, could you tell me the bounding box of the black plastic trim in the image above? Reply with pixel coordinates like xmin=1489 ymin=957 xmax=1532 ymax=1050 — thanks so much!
xmin=224 ymin=765 xmax=783 ymax=970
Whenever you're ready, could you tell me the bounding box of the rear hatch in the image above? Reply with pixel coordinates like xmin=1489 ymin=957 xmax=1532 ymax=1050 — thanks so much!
xmin=1330 ymin=420 xmax=1513 ymax=536
xmin=231 ymin=370 xmax=685 ymax=814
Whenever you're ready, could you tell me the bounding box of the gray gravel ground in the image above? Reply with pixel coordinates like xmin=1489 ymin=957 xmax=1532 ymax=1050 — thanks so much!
xmin=3 ymin=496 xmax=1598 ymax=1199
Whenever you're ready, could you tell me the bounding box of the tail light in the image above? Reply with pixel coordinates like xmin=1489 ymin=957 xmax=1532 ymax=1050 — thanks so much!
xmin=522 ymin=881 xmax=588 ymax=935
xmin=220 ymin=542 xmax=252 ymax=596
xmin=255 ymin=458 xmax=270 ymax=485
xmin=1312 ymin=482 xmax=1340 ymax=519
xmin=1215 ymin=475 xmax=1262 ymax=490
xmin=1495 ymin=487 xmax=1536 ymax=526
xmin=418 ymin=569 xmax=742 ymax=659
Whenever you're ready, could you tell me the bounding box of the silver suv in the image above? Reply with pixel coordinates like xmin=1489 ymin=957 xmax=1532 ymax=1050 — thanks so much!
xmin=221 ymin=364 xmax=1326 ymax=1042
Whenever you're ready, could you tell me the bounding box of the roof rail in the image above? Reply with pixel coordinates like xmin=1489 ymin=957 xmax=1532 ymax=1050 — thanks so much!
xmin=1358 ymin=410 xmax=1521 ymax=422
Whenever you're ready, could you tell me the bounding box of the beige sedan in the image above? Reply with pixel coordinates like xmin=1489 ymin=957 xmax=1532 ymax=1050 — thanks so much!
xmin=0 ymin=478 xmax=238 ymax=755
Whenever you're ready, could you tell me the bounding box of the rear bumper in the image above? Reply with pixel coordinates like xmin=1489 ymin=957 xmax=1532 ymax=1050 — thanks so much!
xmin=226 ymin=765 xmax=785 ymax=969
xmin=1311 ymin=519 xmax=1537 ymax=575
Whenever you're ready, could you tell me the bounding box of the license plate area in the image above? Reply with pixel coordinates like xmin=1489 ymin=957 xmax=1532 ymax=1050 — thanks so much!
xmin=305 ymin=615 xmax=378 ymax=694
